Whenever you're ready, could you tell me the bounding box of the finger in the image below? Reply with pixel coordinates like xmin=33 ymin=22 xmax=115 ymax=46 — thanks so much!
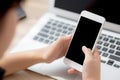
xmin=68 ymin=68 xmax=78 ymax=74
xmin=93 ymin=48 xmax=100 ymax=60
xmin=51 ymin=35 xmax=72 ymax=57
xmin=56 ymin=34 xmax=72 ymax=46
xmin=93 ymin=48 xmax=98 ymax=55
xmin=61 ymin=35 xmax=72 ymax=57
xmin=52 ymin=36 xmax=66 ymax=48
xmin=82 ymin=46 xmax=92 ymax=57
xmin=49 ymin=36 xmax=66 ymax=53
xmin=66 ymin=34 xmax=72 ymax=40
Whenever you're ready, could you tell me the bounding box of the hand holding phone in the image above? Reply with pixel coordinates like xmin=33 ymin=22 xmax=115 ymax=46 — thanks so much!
xmin=64 ymin=10 xmax=105 ymax=72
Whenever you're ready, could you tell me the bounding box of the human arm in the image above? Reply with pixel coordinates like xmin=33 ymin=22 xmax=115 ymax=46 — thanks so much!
xmin=68 ymin=46 xmax=100 ymax=80
xmin=0 ymin=35 xmax=71 ymax=76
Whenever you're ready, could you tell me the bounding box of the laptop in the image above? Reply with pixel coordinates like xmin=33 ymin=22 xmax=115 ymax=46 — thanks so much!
xmin=11 ymin=0 xmax=120 ymax=80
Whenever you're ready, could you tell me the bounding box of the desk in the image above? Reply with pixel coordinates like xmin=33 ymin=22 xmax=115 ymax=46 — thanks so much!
xmin=4 ymin=0 xmax=54 ymax=80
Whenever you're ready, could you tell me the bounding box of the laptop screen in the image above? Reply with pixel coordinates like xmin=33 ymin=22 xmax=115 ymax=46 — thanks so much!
xmin=55 ymin=0 xmax=120 ymax=25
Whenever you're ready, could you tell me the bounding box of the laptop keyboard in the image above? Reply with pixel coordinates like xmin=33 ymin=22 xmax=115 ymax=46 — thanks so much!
xmin=33 ymin=19 xmax=75 ymax=44
xmin=97 ymin=34 xmax=120 ymax=68
xmin=33 ymin=18 xmax=120 ymax=69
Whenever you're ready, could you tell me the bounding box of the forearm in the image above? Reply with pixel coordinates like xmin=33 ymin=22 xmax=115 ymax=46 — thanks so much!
xmin=85 ymin=78 xmax=100 ymax=80
xmin=83 ymin=76 xmax=100 ymax=80
xmin=0 ymin=50 xmax=44 ymax=76
xmin=83 ymin=75 xmax=100 ymax=80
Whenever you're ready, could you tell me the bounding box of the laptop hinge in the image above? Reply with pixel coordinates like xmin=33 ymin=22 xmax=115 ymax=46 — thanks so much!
xmin=56 ymin=15 xmax=77 ymax=22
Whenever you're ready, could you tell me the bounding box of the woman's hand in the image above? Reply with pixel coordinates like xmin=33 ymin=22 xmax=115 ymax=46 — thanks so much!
xmin=68 ymin=46 xmax=100 ymax=80
xmin=0 ymin=35 xmax=72 ymax=76
xmin=41 ymin=35 xmax=72 ymax=63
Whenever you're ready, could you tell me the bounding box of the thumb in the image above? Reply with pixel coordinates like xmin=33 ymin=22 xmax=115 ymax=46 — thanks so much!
xmin=82 ymin=46 xmax=92 ymax=58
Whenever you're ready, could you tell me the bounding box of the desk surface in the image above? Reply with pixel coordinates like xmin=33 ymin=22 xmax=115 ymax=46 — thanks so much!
xmin=4 ymin=0 xmax=54 ymax=80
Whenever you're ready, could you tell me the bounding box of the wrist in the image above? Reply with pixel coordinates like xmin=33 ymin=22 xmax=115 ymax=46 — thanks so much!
xmin=32 ymin=46 xmax=53 ymax=63
xmin=29 ymin=47 xmax=49 ymax=63
xmin=28 ymin=50 xmax=45 ymax=63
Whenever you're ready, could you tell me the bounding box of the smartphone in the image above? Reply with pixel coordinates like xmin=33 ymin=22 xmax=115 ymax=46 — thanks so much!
xmin=64 ymin=10 xmax=105 ymax=72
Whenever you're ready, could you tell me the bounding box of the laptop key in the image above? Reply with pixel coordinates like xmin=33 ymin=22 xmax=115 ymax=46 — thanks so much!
xmin=102 ymin=34 xmax=107 ymax=36
xmin=54 ymin=38 xmax=58 ymax=41
xmin=54 ymin=20 xmax=59 ymax=23
xmin=38 ymin=32 xmax=48 ymax=38
xmin=60 ymin=22 xmax=65 ymax=25
xmin=63 ymin=30 xmax=68 ymax=34
xmin=61 ymin=34 xmax=66 ymax=37
xmin=45 ymin=25 xmax=51 ymax=29
xmin=114 ymin=64 xmax=120 ymax=68
xmin=67 ymin=31 xmax=72 ymax=35
xmin=47 ymin=21 xmax=52 ymax=24
xmin=115 ymin=37 xmax=120 ymax=40
xmin=116 ymin=41 xmax=120 ymax=45
xmin=58 ymin=24 xmax=62 ymax=28
xmin=49 ymin=31 xmax=55 ymax=35
xmin=109 ymin=55 xmax=120 ymax=62
xmin=44 ymin=40 xmax=50 ymax=44
xmin=110 ymin=44 xmax=116 ymax=49
xmin=49 ymin=19 xmax=54 ymax=22
xmin=33 ymin=36 xmax=39 ymax=40
xmin=101 ymin=59 xmax=106 ymax=63
xmin=39 ymin=38 xmax=44 ymax=42
xmin=41 ymin=29 xmax=49 ymax=33
xmin=97 ymin=41 xmax=103 ymax=45
xmin=117 ymin=46 xmax=120 ymax=51
xmin=99 ymin=36 xmax=103 ymax=40
xmin=108 ymin=35 xmax=113 ymax=38
xmin=52 ymin=22 xmax=57 ymax=26
xmin=108 ymin=49 xmax=115 ymax=54
xmin=103 ymin=37 xmax=109 ymax=41
xmin=98 ymin=51 xmax=102 ymax=55
xmin=52 ymin=27 xmax=56 ymax=30
xmin=97 ymin=45 xmax=101 ymax=50
xmin=102 ymin=47 xmax=108 ymax=52
xmin=109 ymin=39 xmax=115 ymax=43
xmin=102 ymin=53 xmax=109 ymax=57
xmin=107 ymin=60 xmax=114 ymax=66
xmin=63 ymin=26 xmax=68 ymax=29
xmin=103 ymin=43 xmax=109 ymax=47
xmin=57 ymin=29 xmax=62 ymax=32
xmin=55 ymin=33 xmax=60 ymax=36
xmin=68 ymin=27 xmax=74 ymax=31
xmin=49 ymin=36 xmax=54 ymax=40
xmin=115 ymin=51 xmax=120 ymax=56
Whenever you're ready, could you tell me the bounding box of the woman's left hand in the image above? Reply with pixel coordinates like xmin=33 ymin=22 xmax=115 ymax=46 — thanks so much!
xmin=0 ymin=35 xmax=72 ymax=76
xmin=41 ymin=35 xmax=72 ymax=63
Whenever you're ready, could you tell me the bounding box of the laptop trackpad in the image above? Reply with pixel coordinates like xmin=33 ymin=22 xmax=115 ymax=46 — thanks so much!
xmin=38 ymin=58 xmax=82 ymax=80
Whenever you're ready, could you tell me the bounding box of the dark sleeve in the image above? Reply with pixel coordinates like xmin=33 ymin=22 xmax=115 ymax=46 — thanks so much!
xmin=0 ymin=67 xmax=5 ymax=80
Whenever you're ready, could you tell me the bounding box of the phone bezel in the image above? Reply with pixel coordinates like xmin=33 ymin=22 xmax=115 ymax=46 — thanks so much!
xmin=64 ymin=10 xmax=105 ymax=72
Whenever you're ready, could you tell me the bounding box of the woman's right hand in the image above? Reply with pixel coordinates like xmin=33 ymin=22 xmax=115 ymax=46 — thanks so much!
xmin=68 ymin=46 xmax=101 ymax=80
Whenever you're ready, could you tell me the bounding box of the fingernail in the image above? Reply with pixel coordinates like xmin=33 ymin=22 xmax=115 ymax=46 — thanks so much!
xmin=82 ymin=46 xmax=87 ymax=50
xmin=67 ymin=34 xmax=72 ymax=39
xmin=69 ymin=34 xmax=72 ymax=37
